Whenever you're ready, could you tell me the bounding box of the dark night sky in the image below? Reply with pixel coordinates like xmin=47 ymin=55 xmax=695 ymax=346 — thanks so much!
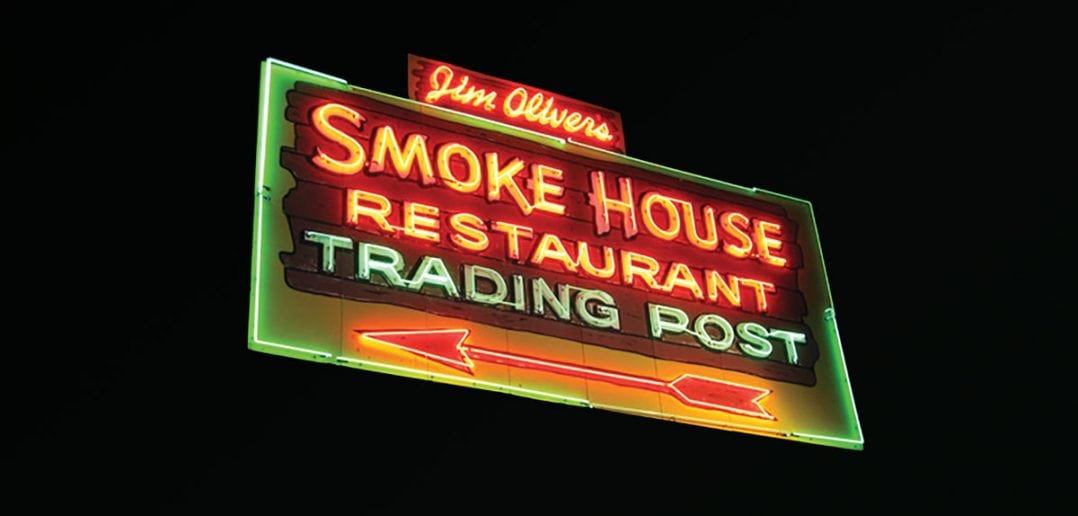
xmin=11 ymin=3 xmax=1057 ymax=512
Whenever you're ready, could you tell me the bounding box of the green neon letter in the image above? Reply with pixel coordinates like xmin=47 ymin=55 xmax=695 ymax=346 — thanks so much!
xmin=356 ymin=242 xmax=407 ymax=288
xmin=769 ymin=329 xmax=807 ymax=364
xmin=647 ymin=303 xmax=688 ymax=338
xmin=694 ymin=313 xmax=734 ymax=351
xmin=532 ymin=277 xmax=571 ymax=320
xmin=737 ymin=322 xmax=773 ymax=358
xmin=507 ymin=274 xmax=526 ymax=312
xmin=408 ymin=256 xmax=460 ymax=297
xmin=304 ymin=230 xmax=353 ymax=274
xmin=574 ymin=288 xmax=620 ymax=330
xmin=465 ymin=265 xmax=507 ymax=305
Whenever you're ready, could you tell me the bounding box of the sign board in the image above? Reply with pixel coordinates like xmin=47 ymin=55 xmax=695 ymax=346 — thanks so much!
xmin=249 ymin=58 xmax=863 ymax=449
xmin=408 ymin=55 xmax=627 ymax=153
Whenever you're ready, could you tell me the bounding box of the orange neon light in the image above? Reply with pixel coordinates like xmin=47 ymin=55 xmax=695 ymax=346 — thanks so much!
xmin=436 ymin=143 xmax=482 ymax=193
xmin=424 ymin=65 xmax=497 ymax=111
xmin=589 ymin=171 xmax=638 ymax=239
xmin=621 ymin=250 xmax=661 ymax=290
xmin=448 ymin=212 xmax=489 ymax=252
xmin=491 ymin=221 xmax=534 ymax=261
xmin=369 ymin=126 xmax=435 ymax=185
xmin=503 ymin=87 xmax=613 ymax=143
xmin=720 ymin=211 xmax=753 ymax=259
xmin=660 ymin=262 xmax=704 ymax=300
xmin=530 ymin=233 xmax=578 ymax=273
xmin=346 ymin=189 xmax=396 ymax=234
xmin=530 ymin=164 xmax=567 ymax=216
xmin=576 ymin=241 xmax=616 ymax=279
xmin=310 ymin=103 xmax=367 ymax=175
xmin=706 ymin=271 xmax=741 ymax=308
xmin=485 ymin=153 xmax=534 ymax=215
xmin=738 ymin=278 xmax=776 ymax=313
xmin=641 ymin=192 xmax=681 ymax=241
xmin=402 ymin=202 xmax=440 ymax=242
xmin=682 ymin=203 xmax=719 ymax=251
xmin=410 ymin=57 xmax=625 ymax=151
xmin=359 ymin=329 xmax=775 ymax=419
xmin=753 ymin=220 xmax=788 ymax=267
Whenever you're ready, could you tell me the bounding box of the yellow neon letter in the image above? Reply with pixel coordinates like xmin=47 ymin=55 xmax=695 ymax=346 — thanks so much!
xmin=754 ymin=220 xmax=788 ymax=267
xmin=311 ymin=103 xmax=366 ymax=175
xmin=346 ymin=189 xmax=396 ymax=234
xmin=369 ymin=126 xmax=435 ymax=185
xmin=589 ymin=171 xmax=638 ymax=238
xmin=437 ymin=143 xmax=482 ymax=193
xmin=402 ymin=202 xmax=440 ymax=242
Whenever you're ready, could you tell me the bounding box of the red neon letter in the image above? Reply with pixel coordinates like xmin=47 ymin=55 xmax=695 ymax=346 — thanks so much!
xmin=753 ymin=220 xmax=788 ymax=267
xmin=369 ymin=126 xmax=435 ymax=185
xmin=311 ymin=103 xmax=367 ymax=175
xmin=720 ymin=211 xmax=753 ymax=259
xmin=589 ymin=171 xmax=638 ymax=239
xmin=491 ymin=221 xmax=534 ymax=261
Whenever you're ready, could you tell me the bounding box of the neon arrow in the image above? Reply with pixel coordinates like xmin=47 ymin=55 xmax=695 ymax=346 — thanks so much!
xmin=357 ymin=329 xmax=775 ymax=420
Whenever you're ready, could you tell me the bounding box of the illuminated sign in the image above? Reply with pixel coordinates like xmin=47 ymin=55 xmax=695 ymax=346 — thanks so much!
xmin=409 ymin=55 xmax=627 ymax=152
xmin=250 ymin=58 xmax=863 ymax=449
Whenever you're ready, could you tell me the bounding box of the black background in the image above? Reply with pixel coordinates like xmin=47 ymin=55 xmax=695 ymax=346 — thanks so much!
xmin=11 ymin=3 xmax=1057 ymax=512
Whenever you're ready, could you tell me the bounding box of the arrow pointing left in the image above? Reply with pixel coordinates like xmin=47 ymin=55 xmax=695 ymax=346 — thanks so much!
xmin=358 ymin=329 xmax=775 ymax=419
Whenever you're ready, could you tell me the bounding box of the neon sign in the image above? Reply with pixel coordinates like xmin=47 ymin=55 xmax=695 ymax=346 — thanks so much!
xmin=409 ymin=56 xmax=627 ymax=152
xmin=250 ymin=58 xmax=863 ymax=449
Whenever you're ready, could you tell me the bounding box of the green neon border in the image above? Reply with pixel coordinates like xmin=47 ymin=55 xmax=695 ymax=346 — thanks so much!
xmin=248 ymin=58 xmax=864 ymax=450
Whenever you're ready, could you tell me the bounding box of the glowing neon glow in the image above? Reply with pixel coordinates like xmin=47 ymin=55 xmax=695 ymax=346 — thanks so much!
xmin=530 ymin=233 xmax=578 ymax=273
xmin=754 ymin=220 xmax=788 ymax=267
xmin=369 ymin=125 xmax=435 ymax=185
xmin=411 ymin=57 xmax=624 ymax=151
xmin=251 ymin=58 xmax=863 ymax=451
xmin=721 ymin=211 xmax=753 ymax=258
xmin=660 ymin=262 xmax=704 ymax=300
xmin=682 ymin=202 xmax=719 ymax=251
xmin=424 ymin=65 xmax=497 ymax=110
xmin=530 ymin=164 xmax=567 ymax=215
xmin=490 ymin=221 xmax=534 ymax=261
xmin=590 ymin=171 xmax=638 ymax=238
xmin=576 ymin=241 xmax=616 ymax=279
xmin=402 ymin=202 xmax=440 ymax=242
xmin=485 ymin=153 xmax=533 ymax=215
xmin=502 ymin=88 xmax=613 ymax=143
xmin=706 ymin=270 xmax=741 ymax=307
xmin=359 ymin=329 xmax=773 ymax=419
xmin=436 ymin=143 xmax=482 ymax=193
xmin=311 ymin=103 xmax=367 ymax=175
xmin=621 ymin=251 xmax=661 ymax=290
xmin=347 ymin=189 xmax=397 ymax=234
xmin=737 ymin=278 xmax=776 ymax=313
xmin=641 ymin=192 xmax=681 ymax=241
xmin=448 ymin=212 xmax=489 ymax=252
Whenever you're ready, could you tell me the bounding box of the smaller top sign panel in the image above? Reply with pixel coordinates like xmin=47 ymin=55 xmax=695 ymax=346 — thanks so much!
xmin=408 ymin=55 xmax=627 ymax=153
